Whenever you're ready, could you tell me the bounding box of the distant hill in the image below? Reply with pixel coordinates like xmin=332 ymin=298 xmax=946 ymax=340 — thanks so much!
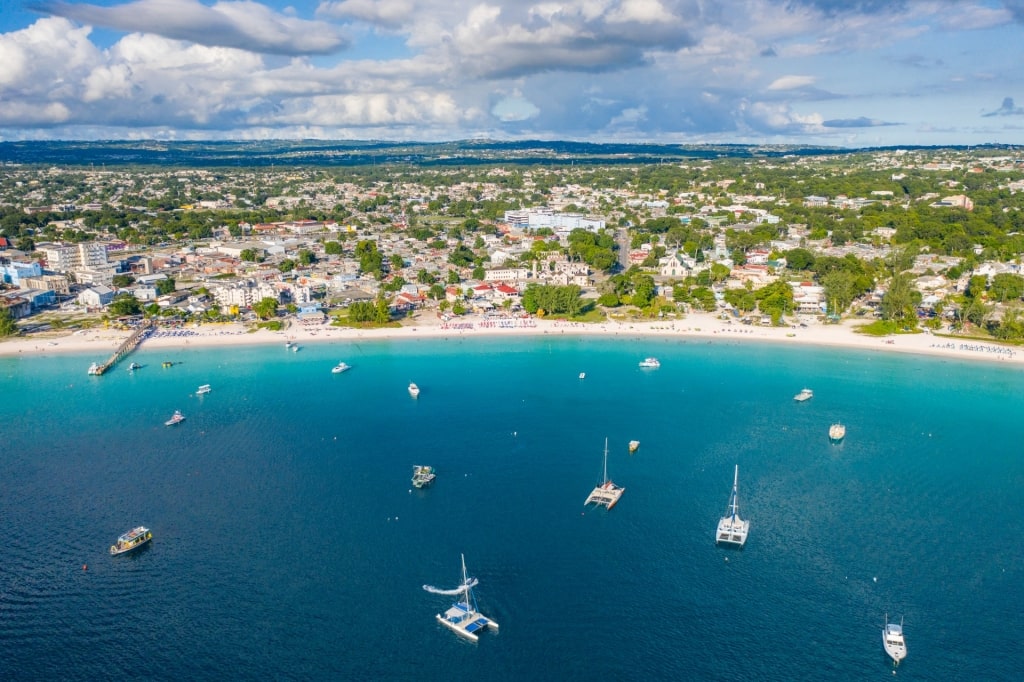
xmin=0 ymin=139 xmax=1000 ymax=168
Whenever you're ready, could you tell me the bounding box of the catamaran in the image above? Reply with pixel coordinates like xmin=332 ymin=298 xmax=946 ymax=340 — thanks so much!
xmin=428 ymin=554 xmax=499 ymax=642
xmin=883 ymin=614 xmax=907 ymax=665
xmin=716 ymin=465 xmax=749 ymax=547
xmin=584 ymin=438 xmax=624 ymax=509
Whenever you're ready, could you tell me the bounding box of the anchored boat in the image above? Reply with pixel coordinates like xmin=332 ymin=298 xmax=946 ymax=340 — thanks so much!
xmin=165 ymin=410 xmax=185 ymax=426
xmin=428 ymin=554 xmax=499 ymax=642
xmin=408 ymin=382 xmax=420 ymax=398
xmin=412 ymin=465 xmax=436 ymax=488
xmin=883 ymin=614 xmax=907 ymax=665
xmin=716 ymin=465 xmax=749 ymax=547
xmin=585 ymin=438 xmax=624 ymax=509
xmin=794 ymin=388 xmax=813 ymax=402
xmin=829 ymin=422 xmax=846 ymax=442
xmin=110 ymin=526 xmax=152 ymax=555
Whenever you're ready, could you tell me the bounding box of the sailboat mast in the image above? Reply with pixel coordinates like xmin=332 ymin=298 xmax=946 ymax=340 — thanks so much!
xmin=603 ymin=437 xmax=609 ymax=484
xmin=731 ymin=465 xmax=740 ymax=521
xmin=460 ymin=553 xmax=469 ymax=606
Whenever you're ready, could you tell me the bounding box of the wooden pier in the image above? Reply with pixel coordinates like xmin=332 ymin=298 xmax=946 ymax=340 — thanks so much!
xmin=88 ymin=320 xmax=153 ymax=375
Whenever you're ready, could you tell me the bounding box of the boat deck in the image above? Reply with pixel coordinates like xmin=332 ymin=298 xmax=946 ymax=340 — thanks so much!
xmin=716 ymin=517 xmax=749 ymax=546
xmin=436 ymin=602 xmax=499 ymax=642
xmin=585 ymin=481 xmax=624 ymax=509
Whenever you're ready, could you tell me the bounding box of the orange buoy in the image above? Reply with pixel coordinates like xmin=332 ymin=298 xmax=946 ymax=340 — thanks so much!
xmin=82 ymin=564 xmax=87 ymax=571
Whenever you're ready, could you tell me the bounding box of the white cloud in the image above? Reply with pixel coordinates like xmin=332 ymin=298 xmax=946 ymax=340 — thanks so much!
xmin=767 ymin=75 xmax=817 ymax=91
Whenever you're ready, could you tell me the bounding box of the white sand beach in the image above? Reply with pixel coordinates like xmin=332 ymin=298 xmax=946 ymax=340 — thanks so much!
xmin=1 ymin=312 xmax=1020 ymax=367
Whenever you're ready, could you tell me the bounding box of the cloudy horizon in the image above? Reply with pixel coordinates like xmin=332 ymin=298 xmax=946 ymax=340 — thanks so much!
xmin=1 ymin=0 xmax=1022 ymax=146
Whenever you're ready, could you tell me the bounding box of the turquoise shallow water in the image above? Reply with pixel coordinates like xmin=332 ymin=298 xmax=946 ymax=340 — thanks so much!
xmin=1 ymin=336 xmax=1023 ymax=680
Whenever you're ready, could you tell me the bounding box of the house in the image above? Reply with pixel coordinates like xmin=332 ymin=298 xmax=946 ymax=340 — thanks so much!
xmin=77 ymin=285 xmax=115 ymax=307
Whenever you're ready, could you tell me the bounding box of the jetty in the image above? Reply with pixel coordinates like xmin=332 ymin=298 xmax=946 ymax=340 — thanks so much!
xmin=88 ymin=320 xmax=153 ymax=375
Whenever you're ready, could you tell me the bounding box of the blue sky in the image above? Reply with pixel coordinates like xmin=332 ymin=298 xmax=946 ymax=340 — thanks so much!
xmin=0 ymin=0 xmax=1022 ymax=145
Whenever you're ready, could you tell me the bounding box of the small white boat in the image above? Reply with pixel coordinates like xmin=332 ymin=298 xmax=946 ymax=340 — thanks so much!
xmin=794 ymin=388 xmax=813 ymax=402
xmin=332 ymin=362 xmax=351 ymax=374
xmin=412 ymin=465 xmax=436 ymax=488
xmin=716 ymin=465 xmax=749 ymax=547
xmin=883 ymin=614 xmax=907 ymax=665
xmin=429 ymin=554 xmax=499 ymax=642
xmin=585 ymin=438 xmax=624 ymax=509
xmin=579 ymin=372 xmax=586 ymax=379
xmin=292 ymin=345 xmax=299 ymax=352
xmin=829 ymin=423 xmax=846 ymax=442
xmin=638 ymin=357 xmax=660 ymax=368
xmin=110 ymin=526 xmax=152 ymax=555
xmin=196 ymin=384 xmax=211 ymax=395
xmin=285 ymin=341 xmax=293 ymax=349
xmin=408 ymin=382 xmax=420 ymax=398
xmin=128 ymin=362 xmax=141 ymax=372
xmin=628 ymin=440 xmax=640 ymax=453
xmin=165 ymin=410 xmax=185 ymax=426
xmin=88 ymin=362 xmax=102 ymax=375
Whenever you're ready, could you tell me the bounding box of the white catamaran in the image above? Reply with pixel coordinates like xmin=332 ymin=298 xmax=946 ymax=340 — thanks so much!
xmin=428 ymin=554 xmax=499 ymax=642
xmin=716 ymin=465 xmax=749 ymax=547
xmin=584 ymin=437 xmax=624 ymax=509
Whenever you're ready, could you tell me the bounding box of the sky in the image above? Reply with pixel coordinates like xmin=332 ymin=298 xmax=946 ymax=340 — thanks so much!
xmin=0 ymin=0 xmax=1022 ymax=146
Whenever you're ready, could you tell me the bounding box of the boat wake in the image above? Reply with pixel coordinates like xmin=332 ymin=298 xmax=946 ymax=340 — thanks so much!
xmin=422 ymin=578 xmax=478 ymax=595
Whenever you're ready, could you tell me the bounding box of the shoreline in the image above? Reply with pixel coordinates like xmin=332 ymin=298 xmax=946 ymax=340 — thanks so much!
xmin=1 ymin=312 xmax=1020 ymax=367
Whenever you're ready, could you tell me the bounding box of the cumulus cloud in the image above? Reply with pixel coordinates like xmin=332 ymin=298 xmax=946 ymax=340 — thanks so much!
xmin=30 ymin=0 xmax=349 ymax=55
xmin=982 ymin=97 xmax=1024 ymax=117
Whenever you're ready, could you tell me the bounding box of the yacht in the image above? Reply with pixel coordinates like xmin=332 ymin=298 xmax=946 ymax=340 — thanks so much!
xmin=164 ymin=410 xmax=186 ymax=426
xmin=408 ymin=382 xmax=421 ymax=398
xmin=412 ymin=465 xmax=436 ymax=488
xmin=196 ymin=384 xmax=211 ymax=395
xmin=716 ymin=465 xmax=749 ymax=547
xmin=883 ymin=614 xmax=907 ymax=665
xmin=585 ymin=438 xmax=624 ymax=509
xmin=638 ymin=357 xmax=661 ymax=368
xmin=331 ymin=362 xmax=351 ymax=374
xmin=110 ymin=526 xmax=152 ymax=555
xmin=794 ymin=388 xmax=813 ymax=402
xmin=628 ymin=440 xmax=640 ymax=454
xmin=829 ymin=423 xmax=846 ymax=442
xmin=579 ymin=372 xmax=586 ymax=380
xmin=428 ymin=554 xmax=499 ymax=642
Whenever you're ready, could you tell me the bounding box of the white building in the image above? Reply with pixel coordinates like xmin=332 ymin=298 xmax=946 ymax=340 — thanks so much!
xmin=39 ymin=242 xmax=109 ymax=272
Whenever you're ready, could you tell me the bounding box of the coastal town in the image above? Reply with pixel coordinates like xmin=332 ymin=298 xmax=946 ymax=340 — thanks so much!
xmin=3 ymin=145 xmax=1024 ymax=351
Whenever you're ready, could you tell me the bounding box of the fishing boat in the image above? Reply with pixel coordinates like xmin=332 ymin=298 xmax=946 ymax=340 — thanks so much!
xmin=196 ymin=384 xmax=211 ymax=395
xmin=716 ymin=465 xmax=749 ymax=547
xmin=794 ymin=388 xmax=813 ymax=402
xmin=408 ymin=382 xmax=420 ymax=397
xmin=638 ymin=357 xmax=661 ymax=368
xmin=110 ymin=526 xmax=152 ymax=555
xmin=585 ymin=438 xmax=624 ymax=509
xmin=164 ymin=410 xmax=185 ymax=426
xmin=331 ymin=362 xmax=351 ymax=374
xmin=429 ymin=554 xmax=499 ymax=642
xmin=883 ymin=614 xmax=907 ymax=665
xmin=412 ymin=465 xmax=436 ymax=488
xmin=628 ymin=440 xmax=640 ymax=453
xmin=829 ymin=422 xmax=846 ymax=442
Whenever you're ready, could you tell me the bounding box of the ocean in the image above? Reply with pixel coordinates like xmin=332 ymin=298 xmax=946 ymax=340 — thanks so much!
xmin=1 ymin=336 xmax=1022 ymax=680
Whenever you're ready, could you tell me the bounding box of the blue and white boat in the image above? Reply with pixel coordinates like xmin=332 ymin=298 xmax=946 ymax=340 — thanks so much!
xmin=427 ymin=554 xmax=499 ymax=642
xmin=716 ymin=465 xmax=749 ymax=547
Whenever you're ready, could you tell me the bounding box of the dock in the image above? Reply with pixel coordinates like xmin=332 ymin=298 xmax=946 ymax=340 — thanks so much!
xmin=88 ymin=320 xmax=153 ymax=375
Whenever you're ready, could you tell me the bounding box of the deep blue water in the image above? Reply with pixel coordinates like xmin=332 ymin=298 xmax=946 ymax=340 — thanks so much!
xmin=2 ymin=336 xmax=1022 ymax=680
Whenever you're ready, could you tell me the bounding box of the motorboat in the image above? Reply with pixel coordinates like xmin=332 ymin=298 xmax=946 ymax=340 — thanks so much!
xmin=128 ymin=362 xmax=141 ymax=372
xmin=88 ymin=362 xmax=102 ymax=375
xmin=883 ymin=614 xmax=907 ymax=665
xmin=196 ymin=384 xmax=211 ymax=395
xmin=716 ymin=465 xmax=749 ymax=547
xmin=332 ymin=362 xmax=351 ymax=374
xmin=794 ymin=388 xmax=813 ymax=402
xmin=585 ymin=438 xmax=624 ymax=509
xmin=110 ymin=526 xmax=152 ymax=555
xmin=165 ymin=410 xmax=186 ymax=426
xmin=428 ymin=554 xmax=499 ymax=642
xmin=638 ymin=357 xmax=661 ymax=368
xmin=829 ymin=423 xmax=846 ymax=442
xmin=579 ymin=372 xmax=586 ymax=379
xmin=412 ymin=465 xmax=436 ymax=488
xmin=408 ymin=382 xmax=421 ymax=397
xmin=628 ymin=440 xmax=640 ymax=453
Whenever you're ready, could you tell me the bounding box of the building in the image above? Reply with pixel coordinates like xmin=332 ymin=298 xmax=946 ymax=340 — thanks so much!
xmin=39 ymin=242 xmax=109 ymax=272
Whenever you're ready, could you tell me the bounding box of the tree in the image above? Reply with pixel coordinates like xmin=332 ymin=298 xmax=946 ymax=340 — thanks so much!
xmin=324 ymin=241 xmax=343 ymax=255
xmin=880 ymin=272 xmax=920 ymax=323
xmin=0 ymin=308 xmax=18 ymax=337
xmin=240 ymin=248 xmax=259 ymax=262
xmin=447 ymin=270 xmax=461 ymax=284
xmin=417 ymin=269 xmax=436 ymax=285
xmin=297 ymin=249 xmax=316 ymax=266
xmin=784 ymin=247 xmax=816 ymax=271
xmin=155 ymin=278 xmax=176 ymax=295
xmin=278 ymin=259 xmax=296 ymax=273
xmin=989 ymin=273 xmax=1024 ymax=302
xmin=108 ymin=294 xmax=142 ymax=317
xmin=252 ymin=297 xmax=279 ymax=320
xmin=472 ymin=266 xmax=486 ymax=280
xmin=112 ymin=274 xmax=135 ymax=288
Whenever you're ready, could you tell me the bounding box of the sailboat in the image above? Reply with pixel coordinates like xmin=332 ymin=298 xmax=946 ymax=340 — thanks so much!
xmin=716 ymin=465 xmax=749 ymax=547
xmin=429 ymin=554 xmax=499 ymax=642
xmin=883 ymin=614 xmax=907 ymax=665
xmin=584 ymin=438 xmax=624 ymax=509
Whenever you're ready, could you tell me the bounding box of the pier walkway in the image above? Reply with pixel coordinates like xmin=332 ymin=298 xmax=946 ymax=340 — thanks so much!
xmin=88 ymin=320 xmax=153 ymax=375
